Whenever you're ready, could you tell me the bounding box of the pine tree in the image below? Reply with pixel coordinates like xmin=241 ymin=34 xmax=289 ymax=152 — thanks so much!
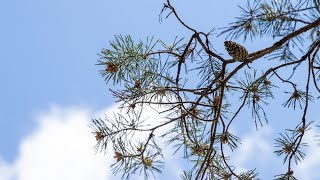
xmin=91 ymin=0 xmax=320 ymax=179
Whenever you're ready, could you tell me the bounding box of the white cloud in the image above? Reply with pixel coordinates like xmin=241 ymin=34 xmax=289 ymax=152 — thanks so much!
xmin=0 ymin=106 xmax=111 ymax=180
xmin=1 ymin=103 xmax=319 ymax=180
xmin=0 ymin=158 xmax=15 ymax=180
xmin=295 ymin=129 xmax=320 ymax=180
xmin=228 ymin=125 xmax=320 ymax=179
xmin=94 ymin=103 xmax=183 ymax=179
xmin=0 ymin=103 xmax=183 ymax=180
xmin=229 ymin=125 xmax=276 ymax=176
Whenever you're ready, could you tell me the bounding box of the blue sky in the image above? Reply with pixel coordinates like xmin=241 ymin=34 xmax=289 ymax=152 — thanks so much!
xmin=1 ymin=0 xmax=320 ymax=179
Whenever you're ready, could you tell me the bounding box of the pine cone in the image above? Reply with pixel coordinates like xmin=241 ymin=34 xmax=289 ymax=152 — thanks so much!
xmin=224 ymin=41 xmax=248 ymax=61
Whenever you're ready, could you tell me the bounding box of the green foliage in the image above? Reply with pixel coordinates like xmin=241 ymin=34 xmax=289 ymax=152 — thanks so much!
xmin=91 ymin=0 xmax=320 ymax=179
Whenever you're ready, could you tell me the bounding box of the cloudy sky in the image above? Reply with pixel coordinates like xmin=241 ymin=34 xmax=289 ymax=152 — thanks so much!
xmin=1 ymin=0 xmax=320 ymax=179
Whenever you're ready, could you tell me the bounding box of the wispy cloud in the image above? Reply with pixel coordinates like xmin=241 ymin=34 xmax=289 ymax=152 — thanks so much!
xmin=294 ymin=129 xmax=320 ymax=180
xmin=229 ymin=125 xmax=320 ymax=179
xmin=228 ymin=125 xmax=278 ymax=177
